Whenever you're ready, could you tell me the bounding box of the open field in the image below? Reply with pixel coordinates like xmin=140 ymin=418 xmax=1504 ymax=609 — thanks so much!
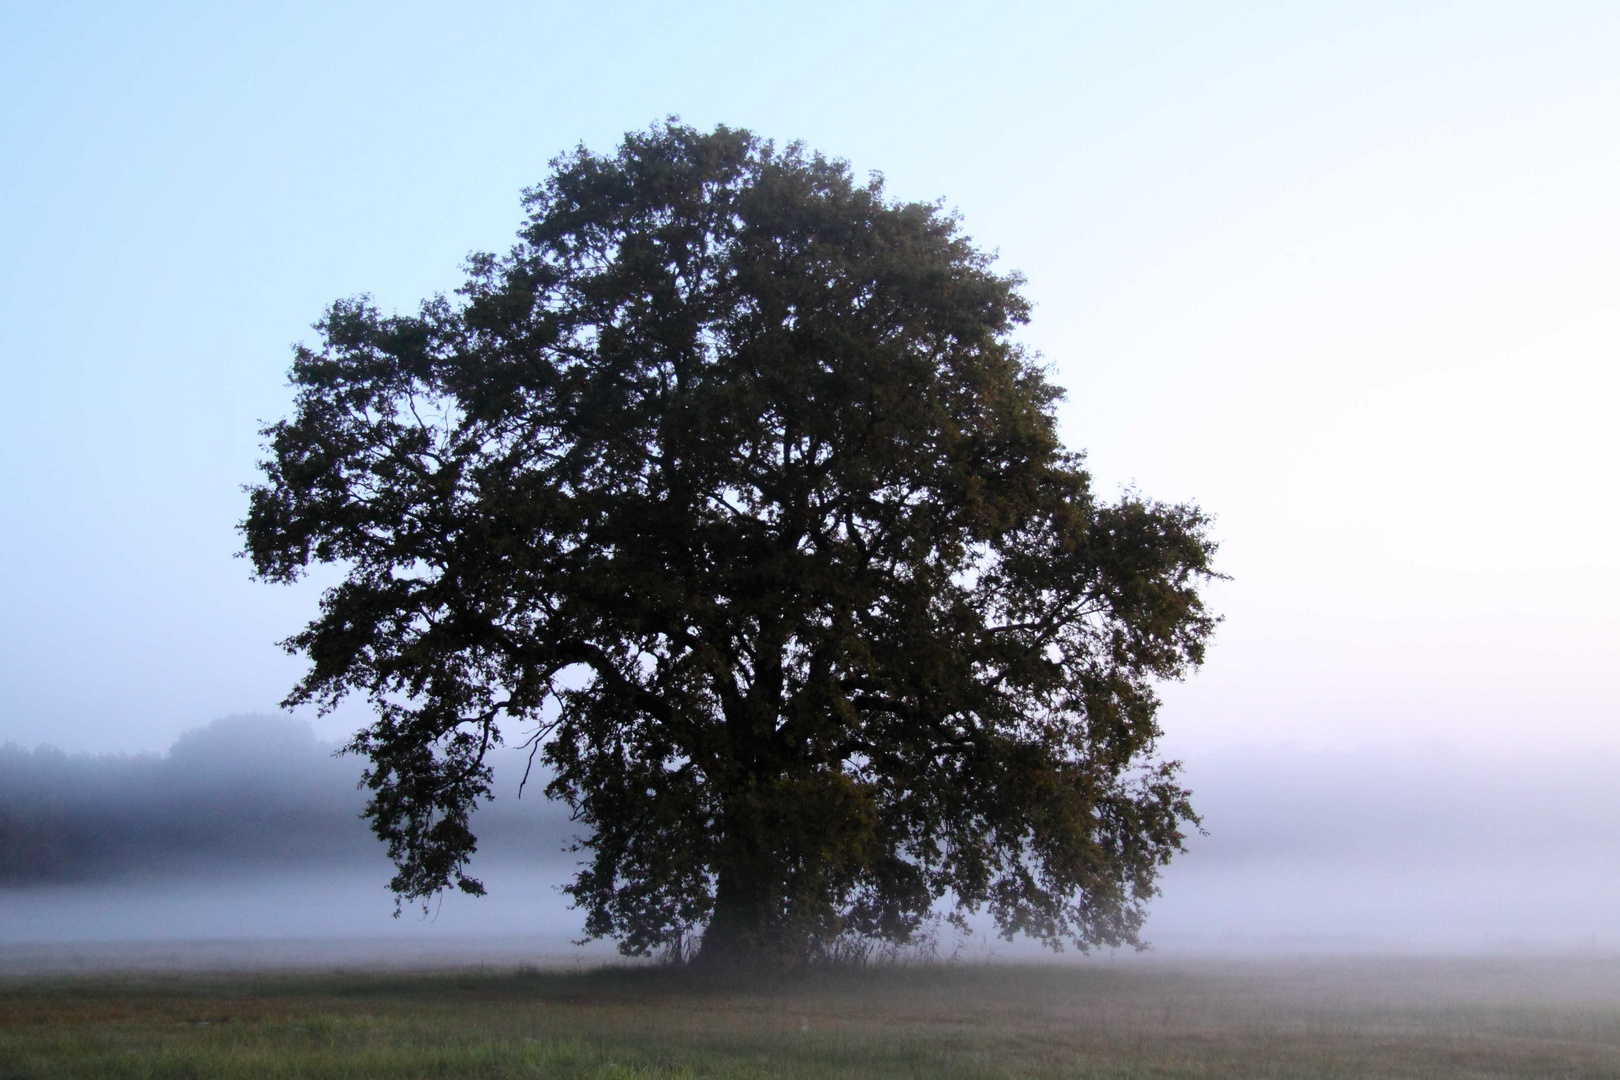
xmin=4 ymin=957 xmax=1620 ymax=1078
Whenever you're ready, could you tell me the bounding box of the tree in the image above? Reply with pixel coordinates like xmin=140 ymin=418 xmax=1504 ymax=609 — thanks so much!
xmin=243 ymin=122 xmax=1220 ymax=966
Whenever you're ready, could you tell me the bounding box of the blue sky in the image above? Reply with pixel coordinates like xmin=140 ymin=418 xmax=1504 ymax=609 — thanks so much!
xmin=3 ymin=1 xmax=1617 ymax=754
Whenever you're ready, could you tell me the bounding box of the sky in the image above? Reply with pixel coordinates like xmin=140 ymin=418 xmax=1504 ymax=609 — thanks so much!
xmin=2 ymin=0 xmax=1617 ymax=759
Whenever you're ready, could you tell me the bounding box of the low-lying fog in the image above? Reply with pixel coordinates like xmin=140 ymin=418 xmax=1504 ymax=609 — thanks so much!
xmin=3 ymin=715 xmax=1617 ymax=961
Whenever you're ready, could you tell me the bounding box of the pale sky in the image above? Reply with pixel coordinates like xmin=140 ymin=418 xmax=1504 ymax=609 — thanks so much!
xmin=3 ymin=1 xmax=1616 ymax=756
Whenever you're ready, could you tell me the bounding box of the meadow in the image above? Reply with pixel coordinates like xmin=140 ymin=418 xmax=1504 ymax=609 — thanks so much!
xmin=3 ymin=956 xmax=1619 ymax=1078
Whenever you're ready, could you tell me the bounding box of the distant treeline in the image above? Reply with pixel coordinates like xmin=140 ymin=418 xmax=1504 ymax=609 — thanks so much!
xmin=0 ymin=715 xmax=573 ymax=886
xmin=8 ymin=717 xmax=1616 ymax=891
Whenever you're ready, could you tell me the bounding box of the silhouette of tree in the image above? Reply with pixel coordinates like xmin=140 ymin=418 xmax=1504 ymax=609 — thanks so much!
xmin=244 ymin=122 xmax=1221 ymax=965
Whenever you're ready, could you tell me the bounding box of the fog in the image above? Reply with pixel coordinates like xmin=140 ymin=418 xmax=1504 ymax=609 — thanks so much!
xmin=1149 ymin=744 xmax=1620 ymax=954
xmin=0 ymin=715 xmax=584 ymax=959
xmin=0 ymin=714 xmax=573 ymax=885
xmin=4 ymin=715 xmax=1616 ymax=964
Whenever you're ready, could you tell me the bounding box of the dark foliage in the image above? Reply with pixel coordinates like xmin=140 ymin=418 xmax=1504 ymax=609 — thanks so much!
xmin=243 ymin=122 xmax=1221 ymax=964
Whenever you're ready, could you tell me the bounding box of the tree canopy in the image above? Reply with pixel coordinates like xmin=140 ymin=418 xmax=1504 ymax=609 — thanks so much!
xmin=243 ymin=122 xmax=1221 ymax=965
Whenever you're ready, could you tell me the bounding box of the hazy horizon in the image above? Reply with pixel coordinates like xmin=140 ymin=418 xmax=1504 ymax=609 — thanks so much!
xmin=4 ymin=714 xmax=1615 ymax=958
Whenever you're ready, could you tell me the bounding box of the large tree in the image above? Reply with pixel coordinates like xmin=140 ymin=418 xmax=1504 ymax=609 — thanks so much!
xmin=243 ymin=122 xmax=1220 ymax=965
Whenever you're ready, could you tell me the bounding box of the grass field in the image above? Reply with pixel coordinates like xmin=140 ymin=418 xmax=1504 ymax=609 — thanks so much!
xmin=4 ymin=956 xmax=1620 ymax=1078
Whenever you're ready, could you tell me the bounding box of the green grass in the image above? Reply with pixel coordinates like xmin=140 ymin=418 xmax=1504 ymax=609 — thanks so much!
xmin=3 ymin=957 xmax=1620 ymax=1078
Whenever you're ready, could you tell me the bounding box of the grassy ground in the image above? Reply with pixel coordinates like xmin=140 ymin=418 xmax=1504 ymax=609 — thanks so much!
xmin=3 ymin=957 xmax=1620 ymax=1078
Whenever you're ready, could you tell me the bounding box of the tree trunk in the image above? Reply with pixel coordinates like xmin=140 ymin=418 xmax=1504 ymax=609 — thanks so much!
xmin=698 ymin=854 xmax=781 ymax=967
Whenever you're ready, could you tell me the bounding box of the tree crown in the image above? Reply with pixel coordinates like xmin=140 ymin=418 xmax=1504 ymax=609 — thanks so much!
xmin=244 ymin=122 xmax=1220 ymax=963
